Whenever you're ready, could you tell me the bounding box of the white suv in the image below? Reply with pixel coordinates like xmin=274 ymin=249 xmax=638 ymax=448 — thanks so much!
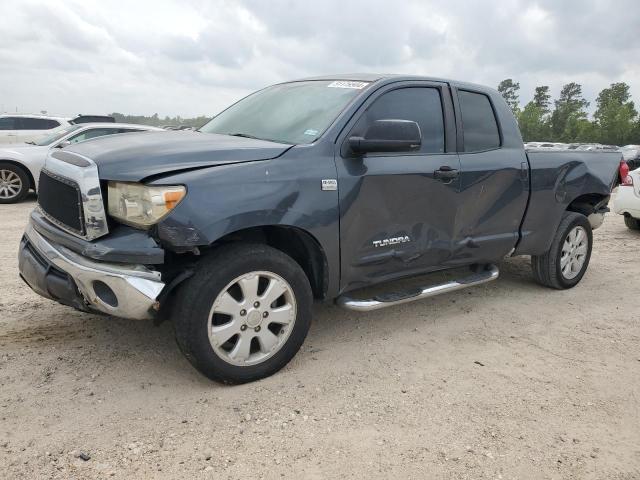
xmin=0 ymin=123 xmax=163 ymax=203
xmin=0 ymin=114 xmax=71 ymax=145
xmin=614 ymin=163 xmax=640 ymax=230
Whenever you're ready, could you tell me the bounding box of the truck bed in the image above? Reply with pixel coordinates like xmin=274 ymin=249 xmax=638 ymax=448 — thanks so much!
xmin=515 ymin=149 xmax=621 ymax=256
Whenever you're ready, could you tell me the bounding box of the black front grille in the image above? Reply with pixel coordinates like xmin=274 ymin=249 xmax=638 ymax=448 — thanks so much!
xmin=38 ymin=170 xmax=85 ymax=235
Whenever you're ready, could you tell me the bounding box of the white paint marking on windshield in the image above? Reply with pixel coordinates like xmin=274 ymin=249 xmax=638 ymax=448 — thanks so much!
xmin=327 ymin=81 xmax=369 ymax=89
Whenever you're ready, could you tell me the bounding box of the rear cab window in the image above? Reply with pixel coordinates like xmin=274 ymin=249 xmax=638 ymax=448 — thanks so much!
xmin=458 ymin=90 xmax=501 ymax=152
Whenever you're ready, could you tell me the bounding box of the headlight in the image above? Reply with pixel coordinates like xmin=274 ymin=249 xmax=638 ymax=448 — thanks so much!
xmin=107 ymin=181 xmax=186 ymax=228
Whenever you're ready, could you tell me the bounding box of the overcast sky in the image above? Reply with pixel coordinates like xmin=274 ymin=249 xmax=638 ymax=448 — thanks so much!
xmin=1 ymin=0 xmax=638 ymax=118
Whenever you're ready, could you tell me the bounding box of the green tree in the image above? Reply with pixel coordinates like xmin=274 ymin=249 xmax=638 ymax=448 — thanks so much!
xmin=593 ymin=82 xmax=638 ymax=145
xmin=497 ymin=79 xmax=521 ymax=116
xmin=631 ymin=120 xmax=640 ymax=145
xmin=533 ymin=86 xmax=552 ymax=115
xmin=565 ymin=117 xmax=597 ymax=143
xmin=518 ymin=85 xmax=553 ymax=141
xmin=551 ymin=82 xmax=589 ymax=142
xmin=518 ymin=103 xmax=546 ymax=142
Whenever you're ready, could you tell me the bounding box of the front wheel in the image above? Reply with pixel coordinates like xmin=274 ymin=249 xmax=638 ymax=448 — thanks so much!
xmin=173 ymin=243 xmax=313 ymax=384
xmin=0 ymin=162 xmax=30 ymax=204
xmin=624 ymin=215 xmax=640 ymax=231
xmin=531 ymin=212 xmax=593 ymax=289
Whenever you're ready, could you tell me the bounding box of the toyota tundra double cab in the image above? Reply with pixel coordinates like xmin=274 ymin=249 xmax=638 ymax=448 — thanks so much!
xmin=18 ymin=75 xmax=623 ymax=383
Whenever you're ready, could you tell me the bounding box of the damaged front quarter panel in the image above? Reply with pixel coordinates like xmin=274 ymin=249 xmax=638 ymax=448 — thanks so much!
xmin=156 ymin=219 xmax=208 ymax=252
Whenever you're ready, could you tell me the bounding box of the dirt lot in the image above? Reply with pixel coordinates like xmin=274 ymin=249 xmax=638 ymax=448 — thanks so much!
xmin=1 ymin=196 xmax=639 ymax=480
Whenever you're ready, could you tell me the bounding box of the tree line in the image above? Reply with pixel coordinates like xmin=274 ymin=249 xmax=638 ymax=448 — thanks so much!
xmin=111 ymin=80 xmax=639 ymax=146
xmin=497 ymin=79 xmax=640 ymax=145
xmin=110 ymin=112 xmax=212 ymax=129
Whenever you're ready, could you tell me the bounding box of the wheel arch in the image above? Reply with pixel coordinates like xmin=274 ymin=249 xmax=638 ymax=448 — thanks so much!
xmin=515 ymin=191 xmax=611 ymax=256
xmin=565 ymin=192 xmax=610 ymax=216
xmin=566 ymin=192 xmax=610 ymax=230
xmin=208 ymin=225 xmax=329 ymax=300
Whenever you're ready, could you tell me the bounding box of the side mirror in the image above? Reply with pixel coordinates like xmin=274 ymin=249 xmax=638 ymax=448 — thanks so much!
xmin=349 ymin=119 xmax=421 ymax=154
xmin=56 ymin=140 xmax=72 ymax=149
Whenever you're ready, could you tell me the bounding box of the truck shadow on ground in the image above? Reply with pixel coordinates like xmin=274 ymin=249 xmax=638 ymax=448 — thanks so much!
xmin=1 ymin=255 xmax=550 ymax=388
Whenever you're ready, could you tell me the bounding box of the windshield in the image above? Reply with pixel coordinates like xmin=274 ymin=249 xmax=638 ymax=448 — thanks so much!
xmin=199 ymin=80 xmax=368 ymax=144
xmin=33 ymin=125 xmax=82 ymax=146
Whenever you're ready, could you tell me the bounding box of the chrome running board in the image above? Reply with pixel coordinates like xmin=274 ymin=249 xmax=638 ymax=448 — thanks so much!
xmin=336 ymin=264 xmax=499 ymax=312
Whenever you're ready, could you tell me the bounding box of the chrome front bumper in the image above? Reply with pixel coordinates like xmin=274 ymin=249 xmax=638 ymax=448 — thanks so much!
xmin=19 ymin=222 xmax=165 ymax=320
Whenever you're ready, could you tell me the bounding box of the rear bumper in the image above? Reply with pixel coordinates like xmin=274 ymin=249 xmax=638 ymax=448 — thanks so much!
xmin=613 ymin=186 xmax=640 ymax=219
xmin=19 ymin=222 xmax=165 ymax=320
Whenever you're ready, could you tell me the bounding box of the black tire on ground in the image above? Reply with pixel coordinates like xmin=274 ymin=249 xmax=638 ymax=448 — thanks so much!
xmin=531 ymin=211 xmax=593 ymax=290
xmin=172 ymin=243 xmax=313 ymax=384
xmin=0 ymin=162 xmax=30 ymax=204
xmin=624 ymin=215 xmax=640 ymax=231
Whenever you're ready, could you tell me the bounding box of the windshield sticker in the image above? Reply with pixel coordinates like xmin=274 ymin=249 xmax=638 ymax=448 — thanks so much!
xmin=304 ymin=129 xmax=319 ymax=136
xmin=327 ymin=81 xmax=369 ymax=89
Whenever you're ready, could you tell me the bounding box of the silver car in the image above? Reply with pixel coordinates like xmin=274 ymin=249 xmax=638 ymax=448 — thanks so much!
xmin=0 ymin=123 xmax=163 ymax=203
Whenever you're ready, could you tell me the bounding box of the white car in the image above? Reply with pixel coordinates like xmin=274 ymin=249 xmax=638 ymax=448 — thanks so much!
xmin=0 ymin=114 xmax=72 ymax=145
xmin=613 ymin=164 xmax=640 ymax=230
xmin=0 ymin=123 xmax=163 ymax=203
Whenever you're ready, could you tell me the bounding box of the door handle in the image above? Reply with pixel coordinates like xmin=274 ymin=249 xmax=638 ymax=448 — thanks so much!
xmin=434 ymin=166 xmax=459 ymax=181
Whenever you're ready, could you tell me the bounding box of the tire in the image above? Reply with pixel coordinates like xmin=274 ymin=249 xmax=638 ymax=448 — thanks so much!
xmin=624 ymin=215 xmax=640 ymax=231
xmin=531 ymin=212 xmax=593 ymax=290
xmin=0 ymin=162 xmax=30 ymax=204
xmin=172 ymin=243 xmax=313 ymax=384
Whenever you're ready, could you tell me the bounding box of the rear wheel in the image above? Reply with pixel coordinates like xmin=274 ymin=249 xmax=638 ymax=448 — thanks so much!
xmin=532 ymin=212 xmax=593 ymax=289
xmin=0 ymin=162 xmax=30 ymax=204
xmin=173 ymin=243 xmax=313 ymax=384
xmin=624 ymin=215 xmax=640 ymax=231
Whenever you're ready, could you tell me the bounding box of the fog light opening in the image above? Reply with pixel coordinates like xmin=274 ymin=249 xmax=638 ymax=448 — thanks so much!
xmin=93 ymin=280 xmax=118 ymax=308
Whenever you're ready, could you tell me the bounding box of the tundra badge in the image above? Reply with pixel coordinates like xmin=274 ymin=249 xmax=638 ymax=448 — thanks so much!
xmin=372 ymin=236 xmax=411 ymax=248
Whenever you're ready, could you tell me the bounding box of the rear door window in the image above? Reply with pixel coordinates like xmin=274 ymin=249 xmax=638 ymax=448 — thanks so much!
xmin=117 ymin=128 xmax=144 ymax=134
xmin=68 ymin=128 xmax=121 ymax=144
xmin=0 ymin=117 xmax=17 ymax=130
xmin=17 ymin=117 xmax=57 ymax=130
xmin=458 ymin=90 xmax=500 ymax=152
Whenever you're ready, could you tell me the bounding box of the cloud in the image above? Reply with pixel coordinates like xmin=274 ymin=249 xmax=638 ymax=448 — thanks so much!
xmin=0 ymin=0 xmax=638 ymax=117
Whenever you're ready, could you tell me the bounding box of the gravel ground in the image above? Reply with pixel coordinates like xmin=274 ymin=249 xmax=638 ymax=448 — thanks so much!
xmin=1 ymin=195 xmax=639 ymax=480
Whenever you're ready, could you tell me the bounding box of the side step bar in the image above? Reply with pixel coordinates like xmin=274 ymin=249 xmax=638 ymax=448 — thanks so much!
xmin=336 ymin=264 xmax=499 ymax=312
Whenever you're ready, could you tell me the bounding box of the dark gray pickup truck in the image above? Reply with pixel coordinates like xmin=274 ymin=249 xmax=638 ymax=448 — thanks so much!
xmin=18 ymin=75 xmax=623 ymax=383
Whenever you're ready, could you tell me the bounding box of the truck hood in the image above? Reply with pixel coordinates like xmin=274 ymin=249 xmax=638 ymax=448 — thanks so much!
xmin=61 ymin=130 xmax=293 ymax=182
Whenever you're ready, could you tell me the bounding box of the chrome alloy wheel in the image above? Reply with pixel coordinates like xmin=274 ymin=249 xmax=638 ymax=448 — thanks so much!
xmin=208 ymin=271 xmax=297 ymax=366
xmin=0 ymin=169 xmax=23 ymax=200
xmin=560 ymin=226 xmax=588 ymax=280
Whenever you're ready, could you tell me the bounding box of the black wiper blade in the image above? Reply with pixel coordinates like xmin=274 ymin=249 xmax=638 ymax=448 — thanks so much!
xmin=227 ymin=132 xmax=262 ymax=140
xmin=25 ymin=141 xmax=37 ymax=145
xmin=225 ymin=132 xmax=292 ymax=145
